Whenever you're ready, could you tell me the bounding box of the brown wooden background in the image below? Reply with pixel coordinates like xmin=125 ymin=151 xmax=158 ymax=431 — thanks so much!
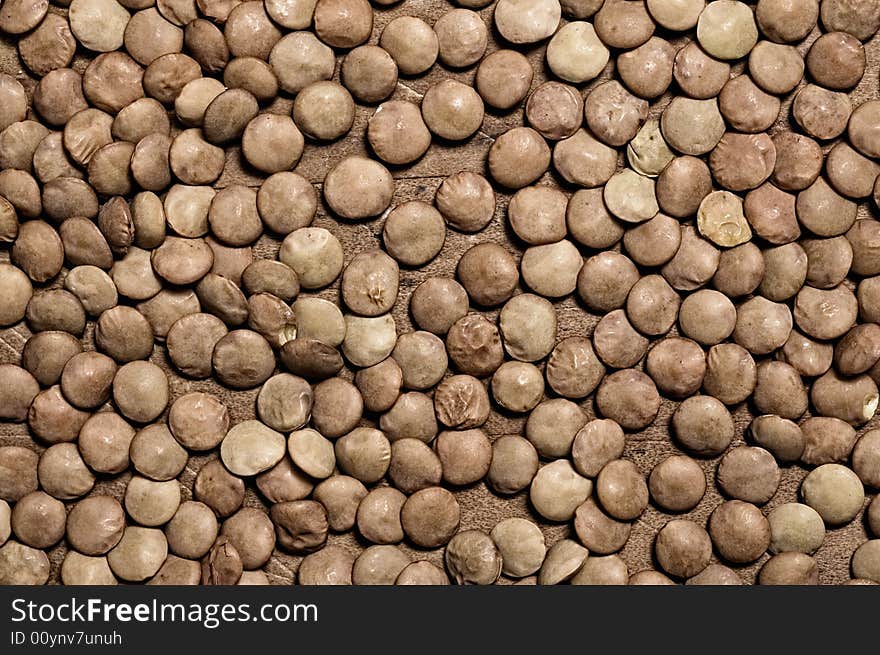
xmin=1 ymin=1 xmax=879 ymax=585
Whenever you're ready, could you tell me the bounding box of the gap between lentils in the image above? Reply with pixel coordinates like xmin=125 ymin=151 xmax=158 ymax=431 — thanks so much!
xmin=1 ymin=0 xmax=880 ymax=587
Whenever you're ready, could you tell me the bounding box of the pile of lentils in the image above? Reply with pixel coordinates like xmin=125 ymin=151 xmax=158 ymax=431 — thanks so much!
xmin=1 ymin=0 xmax=880 ymax=587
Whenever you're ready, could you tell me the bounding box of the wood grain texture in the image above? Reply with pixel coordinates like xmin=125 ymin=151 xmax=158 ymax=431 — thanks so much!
xmin=1 ymin=2 xmax=879 ymax=585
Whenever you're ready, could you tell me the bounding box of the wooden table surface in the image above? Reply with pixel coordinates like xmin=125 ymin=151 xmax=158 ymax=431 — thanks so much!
xmin=1 ymin=1 xmax=879 ymax=585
